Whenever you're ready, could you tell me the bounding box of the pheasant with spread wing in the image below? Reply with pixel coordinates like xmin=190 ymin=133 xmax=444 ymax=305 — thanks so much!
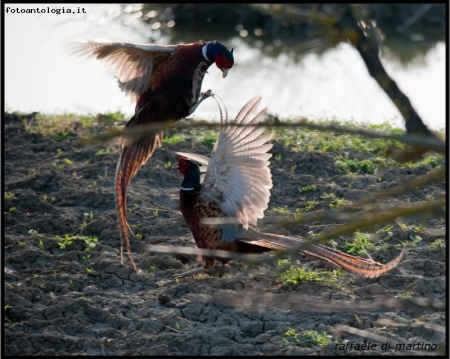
xmin=74 ymin=40 xmax=234 ymax=269
xmin=176 ymin=96 xmax=405 ymax=278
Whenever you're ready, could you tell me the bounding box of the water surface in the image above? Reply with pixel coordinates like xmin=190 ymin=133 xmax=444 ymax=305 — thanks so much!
xmin=5 ymin=4 xmax=446 ymax=130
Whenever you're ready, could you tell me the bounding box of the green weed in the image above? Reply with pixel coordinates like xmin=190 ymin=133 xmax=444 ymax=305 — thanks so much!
xmin=283 ymin=328 xmax=333 ymax=348
xmin=429 ymin=239 xmax=445 ymax=249
xmin=52 ymin=161 xmax=65 ymax=170
xmin=54 ymin=234 xmax=98 ymax=251
xmin=322 ymin=193 xmax=347 ymax=208
xmin=164 ymin=133 xmax=186 ymax=145
xmin=54 ymin=234 xmax=74 ymax=249
xmin=81 ymin=212 xmax=94 ymax=230
xmin=299 ymin=184 xmax=317 ymax=193
xmin=87 ymin=180 xmax=97 ymax=189
xmin=4 ymin=192 xmax=15 ymax=200
xmin=396 ymin=291 xmax=413 ymax=299
xmin=303 ymin=201 xmax=317 ymax=212
xmin=51 ymin=131 xmax=71 ymax=142
xmin=278 ymin=266 xmax=340 ymax=285
xmin=343 ymin=231 xmax=375 ymax=256
xmin=199 ymin=133 xmax=218 ymax=147
xmin=335 ymin=156 xmax=381 ymax=174
xmin=147 ymin=266 xmax=158 ymax=275
xmin=95 ymin=148 xmax=112 ymax=156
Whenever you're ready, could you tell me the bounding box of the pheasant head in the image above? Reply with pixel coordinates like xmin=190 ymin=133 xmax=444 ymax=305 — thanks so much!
xmin=178 ymin=157 xmax=202 ymax=191
xmin=203 ymin=41 xmax=234 ymax=78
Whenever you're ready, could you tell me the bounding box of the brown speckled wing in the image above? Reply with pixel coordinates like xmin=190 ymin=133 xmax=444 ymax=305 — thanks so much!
xmin=181 ymin=191 xmax=224 ymax=251
xmin=149 ymin=42 xmax=206 ymax=92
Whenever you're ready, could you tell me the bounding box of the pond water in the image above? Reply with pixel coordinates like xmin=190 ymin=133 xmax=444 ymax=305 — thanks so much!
xmin=5 ymin=4 xmax=446 ymax=130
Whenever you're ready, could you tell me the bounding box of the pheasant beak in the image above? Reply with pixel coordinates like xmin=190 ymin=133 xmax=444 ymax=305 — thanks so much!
xmin=221 ymin=68 xmax=229 ymax=78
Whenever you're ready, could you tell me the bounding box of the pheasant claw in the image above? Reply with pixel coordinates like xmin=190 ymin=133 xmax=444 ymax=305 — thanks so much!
xmin=187 ymin=89 xmax=213 ymax=116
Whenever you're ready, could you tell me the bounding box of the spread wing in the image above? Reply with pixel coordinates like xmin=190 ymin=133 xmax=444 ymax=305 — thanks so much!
xmin=72 ymin=41 xmax=178 ymax=101
xmin=200 ymin=96 xmax=274 ymax=229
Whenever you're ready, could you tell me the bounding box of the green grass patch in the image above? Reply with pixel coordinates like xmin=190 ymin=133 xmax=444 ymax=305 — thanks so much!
xmin=95 ymin=111 xmax=127 ymax=125
xmin=428 ymin=239 xmax=445 ymax=249
xmin=300 ymin=201 xmax=317 ymax=212
xmin=299 ymin=184 xmax=318 ymax=193
xmin=164 ymin=132 xmax=186 ymax=145
xmin=4 ymin=192 xmax=16 ymax=200
xmin=270 ymin=118 xmax=408 ymax=154
xmin=321 ymin=193 xmax=347 ymax=208
xmin=396 ymin=290 xmax=414 ymax=299
xmin=20 ymin=111 xmax=128 ymax=140
xmin=343 ymin=231 xmax=375 ymax=256
xmin=266 ymin=118 xmax=444 ymax=170
xmin=21 ymin=113 xmax=89 ymax=141
xmin=18 ymin=112 xmax=445 ymax=169
xmin=403 ymin=153 xmax=445 ymax=169
xmin=335 ymin=156 xmax=382 ymax=174
xmin=95 ymin=147 xmax=112 ymax=156
xmin=283 ymin=328 xmax=333 ymax=347
xmin=54 ymin=234 xmax=98 ymax=251
xmin=278 ymin=265 xmax=344 ymax=285
xmin=197 ymin=133 xmax=218 ymax=147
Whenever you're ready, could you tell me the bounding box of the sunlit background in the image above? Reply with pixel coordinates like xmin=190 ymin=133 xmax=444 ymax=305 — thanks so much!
xmin=4 ymin=4 xmax=446 ymax=130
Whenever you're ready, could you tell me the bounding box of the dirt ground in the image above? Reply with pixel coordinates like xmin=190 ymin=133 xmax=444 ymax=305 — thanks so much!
xmin=3 ymin=112 xmax=446 ymax=356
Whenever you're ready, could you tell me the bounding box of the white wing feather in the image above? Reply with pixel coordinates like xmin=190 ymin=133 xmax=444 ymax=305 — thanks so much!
xmin=201 ymin=96 xmax=273 ymax=229
xmin=175 ymin=152 xmax=210 ymax=172
xmin=71 ymin=41 xmax=178 ymax=101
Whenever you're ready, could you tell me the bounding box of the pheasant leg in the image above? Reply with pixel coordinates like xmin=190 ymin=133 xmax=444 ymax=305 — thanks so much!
xmin=187 ymin=89 xmax=212 ymax=116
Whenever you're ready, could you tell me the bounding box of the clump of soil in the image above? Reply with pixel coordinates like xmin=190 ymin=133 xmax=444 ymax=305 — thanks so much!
xmin=4 ymin=113 xmax=446 ymax=355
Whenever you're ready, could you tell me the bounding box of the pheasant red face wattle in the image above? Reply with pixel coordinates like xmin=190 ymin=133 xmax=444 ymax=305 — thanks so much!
xmin=215 ymin=53 xmax=234 ymax=78
xmin=178 ymin=157 xmax=190 ymax=174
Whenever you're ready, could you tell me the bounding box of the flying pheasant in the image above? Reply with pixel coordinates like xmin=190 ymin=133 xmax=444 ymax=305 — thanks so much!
xmin=175 ymin=96 xmax=405 ymax=278
xmin=73 ymin=40 xmax=234 ymax=269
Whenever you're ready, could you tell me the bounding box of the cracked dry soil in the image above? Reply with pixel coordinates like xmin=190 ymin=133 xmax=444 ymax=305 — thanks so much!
xmin=3 ymin=113 xmax=446 ymax=355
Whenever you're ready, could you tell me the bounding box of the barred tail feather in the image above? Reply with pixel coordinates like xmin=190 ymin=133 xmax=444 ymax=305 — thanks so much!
xmin=115 ymin=131 xmax=163 ymax=270
xmin=238 ymin=232 xmax=404 ymax=278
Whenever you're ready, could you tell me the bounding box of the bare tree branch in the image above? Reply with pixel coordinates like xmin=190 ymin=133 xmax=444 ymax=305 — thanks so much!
xmin=336 ymin=4 xmax=444 ymax=162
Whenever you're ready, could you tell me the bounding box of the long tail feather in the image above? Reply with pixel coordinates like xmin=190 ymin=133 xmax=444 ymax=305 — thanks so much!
xmin=239 ymin=232 xmax=404 ymax=278
xmin=115 ymin=131 xmax=163 ymax=270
